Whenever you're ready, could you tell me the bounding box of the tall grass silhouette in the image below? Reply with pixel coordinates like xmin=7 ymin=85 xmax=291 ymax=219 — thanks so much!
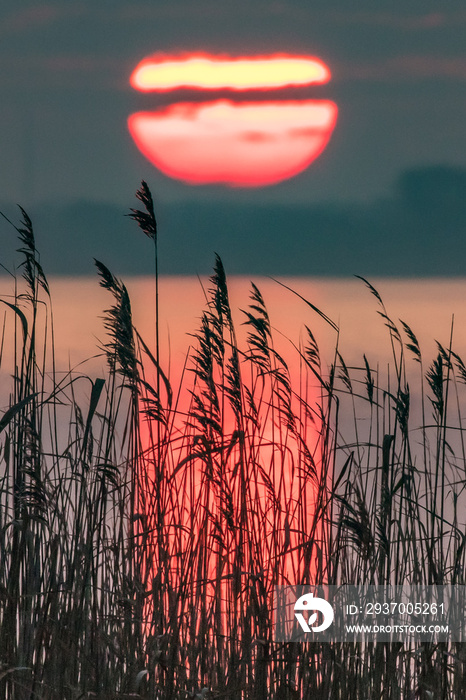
xmin=0 ymin=186 xmax=465 ymax=698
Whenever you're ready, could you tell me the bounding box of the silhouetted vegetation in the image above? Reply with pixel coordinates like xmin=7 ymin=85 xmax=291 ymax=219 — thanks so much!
xmin=1 ymin=185 xmax=466 ymax=698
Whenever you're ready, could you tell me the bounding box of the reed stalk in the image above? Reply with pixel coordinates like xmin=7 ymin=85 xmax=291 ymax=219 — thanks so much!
xmin=0 ymin=189 xmax=465 ymax=698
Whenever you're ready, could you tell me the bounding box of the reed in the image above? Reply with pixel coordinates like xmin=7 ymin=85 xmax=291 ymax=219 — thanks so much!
xmin=0 ymin=186 xmax=465 ymax=698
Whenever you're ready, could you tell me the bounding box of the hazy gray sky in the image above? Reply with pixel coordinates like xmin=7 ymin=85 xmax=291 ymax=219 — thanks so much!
xmin=2 ymin=1 xmax=466 ymax=208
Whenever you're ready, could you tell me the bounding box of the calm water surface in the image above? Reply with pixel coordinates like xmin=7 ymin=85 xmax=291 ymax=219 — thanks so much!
xmin=22 ymin=276 xmax=466 ymax=379
xmin=1 ymin=275 xmax=466 ymax=376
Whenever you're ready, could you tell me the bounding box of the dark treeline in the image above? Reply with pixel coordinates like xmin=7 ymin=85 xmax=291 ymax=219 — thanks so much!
xmin=2 ymin=165 xmax=466 ymax=276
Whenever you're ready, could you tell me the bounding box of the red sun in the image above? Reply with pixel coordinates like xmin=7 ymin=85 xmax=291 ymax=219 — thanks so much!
xmin=128 ymin=54 xmax=337 ymax=188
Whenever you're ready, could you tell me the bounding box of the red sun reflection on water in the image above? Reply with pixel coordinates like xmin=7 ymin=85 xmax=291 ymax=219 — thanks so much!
xmin=128 ymin=54 xmax=338 ymax=187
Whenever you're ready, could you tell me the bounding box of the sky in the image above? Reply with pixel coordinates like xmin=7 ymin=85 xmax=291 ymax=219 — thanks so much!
xmin=1 ymin=1 xmax=466 ymax=275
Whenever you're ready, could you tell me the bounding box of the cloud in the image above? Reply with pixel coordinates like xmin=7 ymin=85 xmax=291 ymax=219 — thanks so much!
xmin=116 ymin=1 xmax=264 ymax=21
xmin=0 ymin=53 xmax=130 ymax=91
xmin=1 ymin=4 xmax=86 ymax=34
xmin=2 ymin=6 xmax=61 ymax=32
xmin=336 ymin=55 xmax=466 ymax=82
xmin=240 ymin=130 xmax=276 ymax=142
xmin=328 ymin=11 xmax=466 ymax=30
xmin=2 ymin=51 xmax=465 ymax=95
xmin=389 ymin=55 xmax=466 ymax=79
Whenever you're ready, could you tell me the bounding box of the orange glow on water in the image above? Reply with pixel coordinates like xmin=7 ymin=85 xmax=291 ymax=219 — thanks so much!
xmin=128 ymin=100 xmax=338 ymax=187
xmin=130 ymin=54 xmax=331 ymax=91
